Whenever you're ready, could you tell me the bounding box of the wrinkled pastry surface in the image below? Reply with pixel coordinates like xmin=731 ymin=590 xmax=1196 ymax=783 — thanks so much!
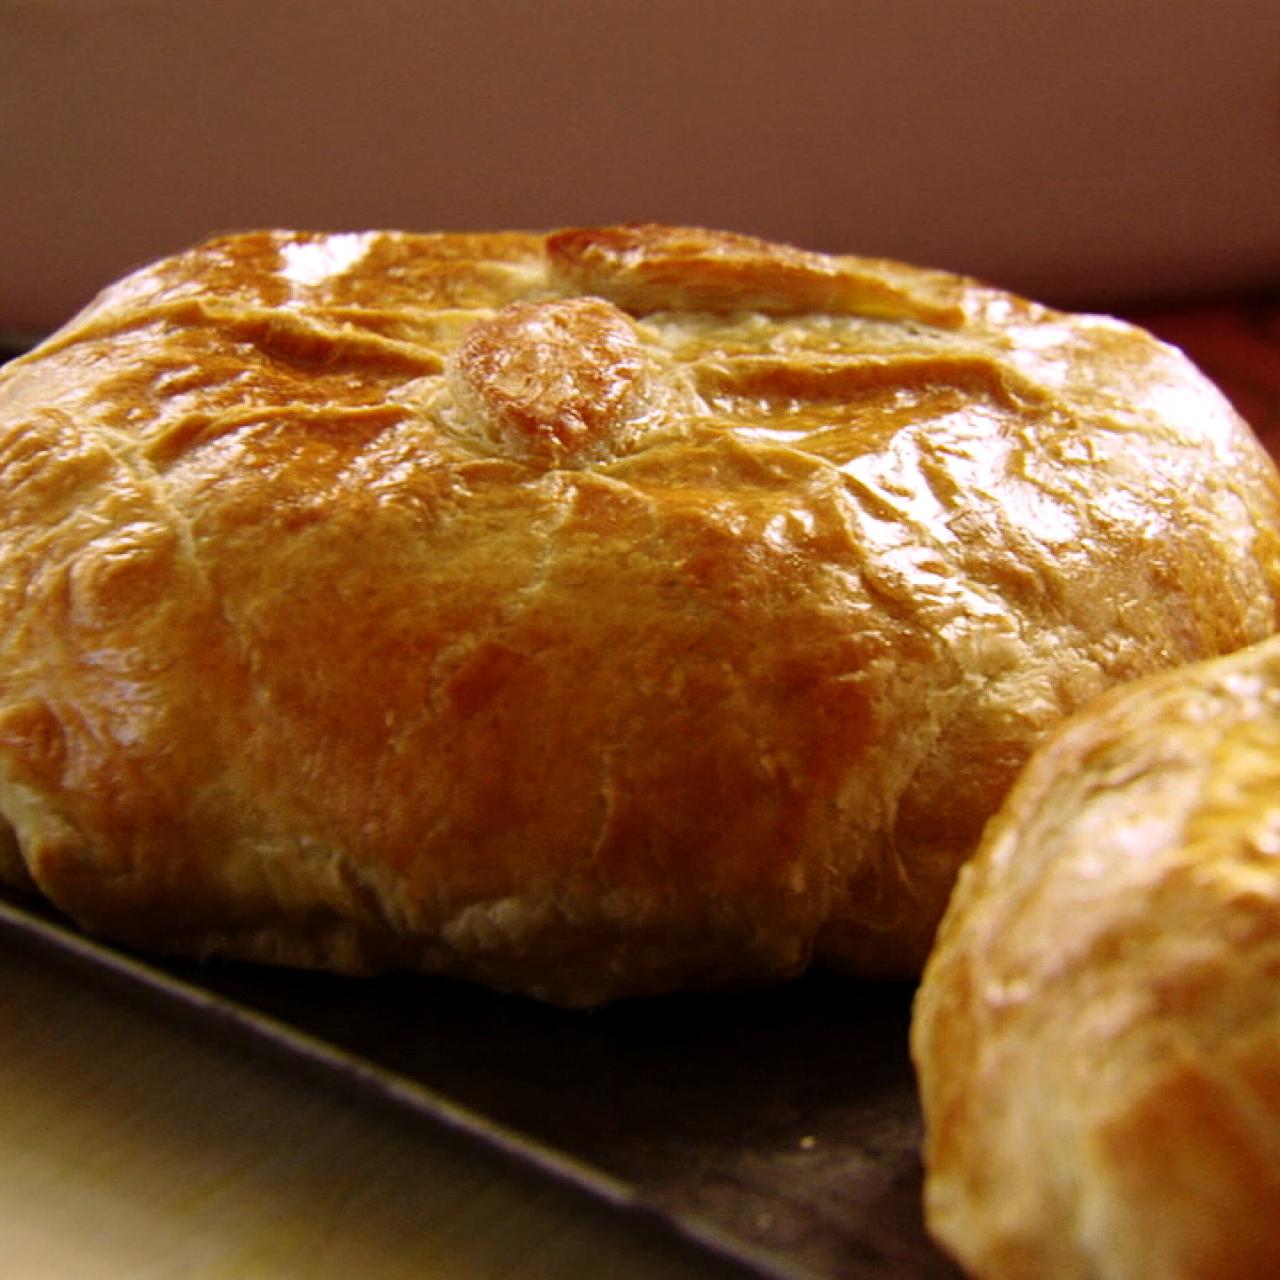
xmin=913 ymin=633 xmax=1280 ymax=1280
xmin=0 ymin=224 xmax=1278 ymax=1004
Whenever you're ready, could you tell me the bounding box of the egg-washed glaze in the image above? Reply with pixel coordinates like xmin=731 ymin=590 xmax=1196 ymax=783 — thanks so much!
xmin=913 ymin=632 xmax=1280 ymax=1280
xmin=0 ymin=224 xmax=1277 ymax=1005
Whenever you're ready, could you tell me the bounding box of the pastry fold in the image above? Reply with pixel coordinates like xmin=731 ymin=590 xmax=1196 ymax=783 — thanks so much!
xmin=1 ymin=224 xmax=1277 ymax=1005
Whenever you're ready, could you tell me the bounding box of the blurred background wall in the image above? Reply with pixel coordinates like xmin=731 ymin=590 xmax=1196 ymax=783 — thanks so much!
xmin=3 ymin=0 xmax=1279 ymax=336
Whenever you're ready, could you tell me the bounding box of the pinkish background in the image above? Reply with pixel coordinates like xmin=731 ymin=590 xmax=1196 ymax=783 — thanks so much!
xmin=3 ymin=0 xmax=1279 ymax=336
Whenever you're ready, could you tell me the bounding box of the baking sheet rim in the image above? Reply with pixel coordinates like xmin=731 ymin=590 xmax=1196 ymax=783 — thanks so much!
xmin=0 ymin=889 xmax=815 ymax=1280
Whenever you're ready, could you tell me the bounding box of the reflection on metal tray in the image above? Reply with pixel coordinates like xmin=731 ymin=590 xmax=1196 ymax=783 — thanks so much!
xmin=0 ymin=887 xmax=960 ymax=1280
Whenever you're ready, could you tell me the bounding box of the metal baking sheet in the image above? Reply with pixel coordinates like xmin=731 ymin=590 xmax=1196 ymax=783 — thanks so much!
xmin=0 ymin=886 xmax=958 ymax=1280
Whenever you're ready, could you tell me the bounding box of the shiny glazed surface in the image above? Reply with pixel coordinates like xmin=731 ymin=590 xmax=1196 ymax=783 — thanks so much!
xmin=913 ymin=633 xmax=1280 ymax=1280
xmin=0 ymin=224 xmax=1277 ymax=1004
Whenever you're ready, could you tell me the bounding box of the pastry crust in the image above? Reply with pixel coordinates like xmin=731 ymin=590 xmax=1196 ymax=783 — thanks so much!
xmin=912 ymin=634 xmax=1280 ymax=1279
xmin=0 ymin=224 xmax=1278 ymax=1005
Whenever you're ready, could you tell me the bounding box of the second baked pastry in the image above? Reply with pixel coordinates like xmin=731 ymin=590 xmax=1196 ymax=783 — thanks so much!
xmin=913 ymin=631 xmax=1280 ymax=1279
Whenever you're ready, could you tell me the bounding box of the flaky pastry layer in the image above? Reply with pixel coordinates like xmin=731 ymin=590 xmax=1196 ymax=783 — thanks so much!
xmin=913 ymin=633 xmax=1280 ymax=1279
xmin=0 ymin=224 xmax=1278 ymax=1004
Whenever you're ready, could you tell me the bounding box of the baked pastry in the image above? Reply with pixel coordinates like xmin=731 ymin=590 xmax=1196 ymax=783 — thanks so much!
xmin=0 ymin=224 xmax=1278 ymax=1005
xmin=912 ymin=631 xmax=1280 ymax=1278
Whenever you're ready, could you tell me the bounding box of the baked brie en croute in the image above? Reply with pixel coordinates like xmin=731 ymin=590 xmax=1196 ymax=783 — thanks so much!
xmin=912 ymin=632 xmax=1280 ymax=1280
xmin=0 ymin=224 xmax=1277 ymax=1006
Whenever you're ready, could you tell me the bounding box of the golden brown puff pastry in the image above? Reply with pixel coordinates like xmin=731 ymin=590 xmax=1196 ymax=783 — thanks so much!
xmin=0 ymin=223 xmax=1278 ymax=1005
xmin=912 ymin=634 xmax=1280 ymax=1280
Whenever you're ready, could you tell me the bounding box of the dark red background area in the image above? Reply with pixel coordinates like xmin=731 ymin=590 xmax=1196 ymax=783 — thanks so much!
xmin=1131 ymin=294 xmax=1280 ymax=456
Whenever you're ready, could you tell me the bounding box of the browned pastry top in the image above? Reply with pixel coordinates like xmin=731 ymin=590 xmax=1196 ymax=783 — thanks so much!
xmin=0 ymin=224 xmax=1278 ymax=1004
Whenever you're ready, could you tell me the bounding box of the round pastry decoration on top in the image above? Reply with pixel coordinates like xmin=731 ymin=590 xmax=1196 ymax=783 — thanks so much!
xmin=437 ymin=297 xmax=678 ymax=467
xmin=0 ymin=223 xmax=1277 ymax=1006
